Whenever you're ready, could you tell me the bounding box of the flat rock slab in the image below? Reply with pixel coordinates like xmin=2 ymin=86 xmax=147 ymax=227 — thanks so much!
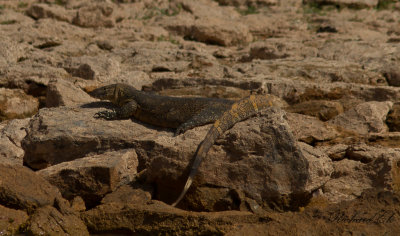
xmin=82 ymin=200 xmax=268 ymax=235
xmin=0 ymin=164 xmax=61 ymax=213
xmin=22 ymin=106 xmax=159 ymax=169
xmin=27 ymin=205 xmax=89 ymax=236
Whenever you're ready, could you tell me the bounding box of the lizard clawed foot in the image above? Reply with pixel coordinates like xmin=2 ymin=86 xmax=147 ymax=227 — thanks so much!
xmin=93 ymin=110 xmax=117 ymax=120
xmin=174 ymin=126 xmax=189 ymax=136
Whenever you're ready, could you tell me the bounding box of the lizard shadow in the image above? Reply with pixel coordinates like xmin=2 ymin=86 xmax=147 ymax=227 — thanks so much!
xmin=81 ymin=101 xmax=116 ymax=109
xmin=81 ymin=101 xmax=176 ymax=135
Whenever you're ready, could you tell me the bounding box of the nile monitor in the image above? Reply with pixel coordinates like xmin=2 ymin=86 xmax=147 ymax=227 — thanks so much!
xmin=89 ymin=83 xmax=277 ymax=206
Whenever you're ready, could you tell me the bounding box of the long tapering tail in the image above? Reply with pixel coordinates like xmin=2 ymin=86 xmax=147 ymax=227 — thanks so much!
xmin=171 ymin=94 xmax=275 ymax=207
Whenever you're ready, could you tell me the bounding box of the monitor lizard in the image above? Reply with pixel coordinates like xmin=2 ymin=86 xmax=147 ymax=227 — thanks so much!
xmin=88 ymin=83 xmax=277 ymax=207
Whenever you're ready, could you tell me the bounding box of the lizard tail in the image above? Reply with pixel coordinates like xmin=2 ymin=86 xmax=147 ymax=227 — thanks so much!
xmin=171 ymin=175 xmax=193 ymax=207
xmin=171 ymin=130 xmax=218 ymax=207
xmin=172 ymin=94 xmax=275 ymax=207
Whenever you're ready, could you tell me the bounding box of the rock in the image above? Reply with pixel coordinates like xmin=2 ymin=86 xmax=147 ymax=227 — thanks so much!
xmin=191 ymin=17 xmax=253 ymax=46
xmin=164 ymin=16 xmax=253 ymax=46
xmin=304 ymin=0 xmax=379 ymax=8
xmin=286 ymin=100 xmax=344 ymax=121
xmin=286 ymin=112 xmax=339 ymax=144
xmin=62 ymin=55 xmax=121 ymax=82
xmin=96 ymin=40 xmax=114 ymax=51
xmin=22 ymin=106 xmax=148 ymax=169
xmin=101 ymin=185 xmax=152 ymax=205
xmin=316 ymin=143 xmax=348 ymax=161
xmin=27 ymin=205 xmax=89 ymax=236
xmin=148 ymin=108 xmax=330 ymax=210
xmin=345 ymin=143 xmax=400 ymax=163
xmin=0 ymin=118 xmax=29 ymax=166
xmin=328 ymin=101 xmax=393 ymax=135
xmin=323 ymin=147 xmax=400 ymax=203
xmin=70 ymin=196 xmax=86 ymax=212
xmin=0 ymin=205 xmax=29 ymax=236
xmin=323 ymin=159 xmax=373 ymax=203
xmin=22 ymin=105 xmax=330 ymax=210
xmin=383 ymin=66 xmax=400 ymax=87
xmin=0 ymin=164 xmax=62 ymax=213
xmin=72 ymin=3 xmax=115 ymax=28
xmin=38 ymin=149 xmax=138 ymax=207
xmin=298 ymin=142 xmax=333 ymax=193
xmin=0 ymin=36 xmax=26 ymax=67
xmin=386 ymin=102 xmax=400 ymax=131
xmin=26 ymin=3 xmax=74 ymax=23
xmin=216 ymin=0 xmax=278 ymax=6
xmin=180 ymin=186 xmax=240 ymax=212
xmin=0 ymin=88 xmax=39 ymax=121
xmin=243 ymin=41 xmax=289 ymax=61
xmin=46 ymin=78 xmax=95 ymax=107
xmin=64 ymin=63 xmax=95 ymax=80
xmin=81 ymin=200 xmax=263 ymax=234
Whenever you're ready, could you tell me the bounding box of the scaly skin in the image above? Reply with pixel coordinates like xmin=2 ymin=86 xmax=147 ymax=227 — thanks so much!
xmin=89 ymin=83 xmax=276 ymax=206
xmin=89 ymin=83 xmax=234 ymax=135
xmin=171 ymin=94 xmax=276 ymax=206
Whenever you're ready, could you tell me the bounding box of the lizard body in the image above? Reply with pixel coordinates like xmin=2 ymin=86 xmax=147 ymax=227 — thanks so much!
xmin=89 ymin=83 xmax=276 ymax=206
xmin=89 ymin=83 xmax=235 ymax=135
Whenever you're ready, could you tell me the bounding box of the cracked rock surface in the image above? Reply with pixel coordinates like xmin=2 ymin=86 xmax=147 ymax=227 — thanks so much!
xmin=1 ymin=0 xmax=400 ymax=235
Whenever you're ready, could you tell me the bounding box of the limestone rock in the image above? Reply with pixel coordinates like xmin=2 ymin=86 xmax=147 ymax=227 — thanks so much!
xmin=46 ymin=78 xmax=95 ymax=107
xmin=0 ymin=88 xmax=39 ymax=121
xmin=386 ymin=102 xmax=400 ymax=131
xmin=286 ymin=112 xmax=339 ymax=144
xmin=72 ymin=3 xmax=115 ymax=28
xmin=287 ymin=100 xmax=344 ymax=121
xmin=26 ymin=3 xmax=74 ymax=23
xmin=38 ymin=149 xmax=138 ymax=207
xmin=0 ymin=205 xmax=29 ymax=236
xmin=328 ymin=101 xmax=393 ymax=135
xmin=0 ymin=164 xmax=62 ymax=212
xmin=0 ymin=118 xmax=29 ymax=166
xmin=81 ymin=200 xmax=262 ymax=234
xmin=323 ymin=147 xmax=400 ymax=203
xmin=27 ymin=205 xmax=89 ymax=236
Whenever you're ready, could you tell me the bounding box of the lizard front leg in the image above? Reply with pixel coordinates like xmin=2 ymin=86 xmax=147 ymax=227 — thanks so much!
xmin=94 ymin=100 xmax=138 ymax=120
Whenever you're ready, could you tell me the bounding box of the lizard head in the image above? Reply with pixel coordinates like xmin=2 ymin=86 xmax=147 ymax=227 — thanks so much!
xmin=88 ymin=84 xmax=119 ymax=103
xmin=89 ymin=83 xmax=136 ymax=105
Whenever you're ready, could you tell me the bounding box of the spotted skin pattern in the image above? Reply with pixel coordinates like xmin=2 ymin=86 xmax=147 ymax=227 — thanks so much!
xmin=171 ymin=94 xmax=275 ymax=206
xmin=89 ymin=84 xmax=276 ymax=207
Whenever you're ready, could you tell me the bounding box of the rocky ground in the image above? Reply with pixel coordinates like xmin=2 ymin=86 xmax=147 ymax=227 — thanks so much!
xmin=1 ymin=0 xmax=400 ymax=235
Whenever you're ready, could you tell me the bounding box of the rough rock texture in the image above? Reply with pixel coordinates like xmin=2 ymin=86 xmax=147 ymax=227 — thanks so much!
xmin=22 ymin=105 xmax=332 ymax=210
xmin=286 ymin=112 xmax=339 ymax=144
xmin=329 ymin=101 xmax=393 ymax=135
xmin=323 ymin=145 xmax=400 ymax=203
xmin=0 ymin=164 xmax=62 ymax=212
xmin=0 ymin=118 xmax=29 ymax=165
xmin=27 ymin=205 xmax=89 ymax=236
xmin=0 ymin=165 xmax=89 ymax=235
xmin=2 ymin=0 xmax=400 ymax=234
xmin=0 ymin=88 xmax=39 ymax=121
xmin=45 ymin=78 xmax=95 ymax=107
xmin=287 ymin=100 xmax=344 ymax=121
xmin=39 ymin=149 xmax=138 ymax=207
xmin=82 ymin=200 xmax=267 ymax=235
xmin=0 ymin=205 xmax=29 ymax=236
